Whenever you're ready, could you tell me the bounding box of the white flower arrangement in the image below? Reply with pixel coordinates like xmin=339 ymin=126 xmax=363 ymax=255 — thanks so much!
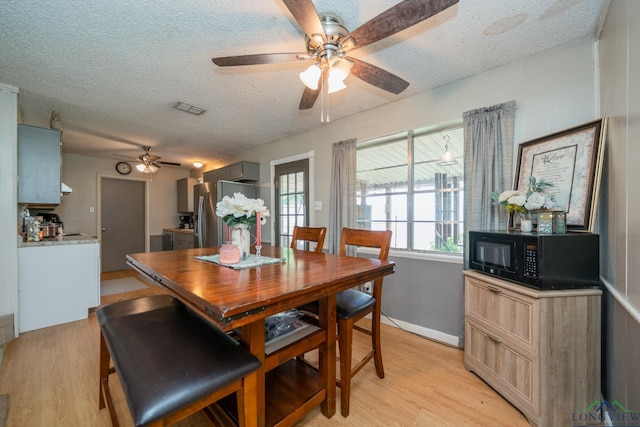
xmin=215 ymin=192 xmax=270 ymax=227
xmin=491 ymin=176 xmax=555 ymax=215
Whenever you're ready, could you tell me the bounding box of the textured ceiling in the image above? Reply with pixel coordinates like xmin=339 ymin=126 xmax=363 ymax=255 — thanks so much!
xmin=0 ymin=0 xmax=608 ymax=169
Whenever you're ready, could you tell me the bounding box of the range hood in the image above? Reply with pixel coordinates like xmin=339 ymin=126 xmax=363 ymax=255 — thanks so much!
xmin=61 ymin=182 xmax=72 ymax=195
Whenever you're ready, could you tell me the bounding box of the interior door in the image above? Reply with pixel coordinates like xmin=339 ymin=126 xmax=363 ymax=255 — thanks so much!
xmin=274 ymin=159 xmax=309 ymax=248
xmin=101 ymin=177 xmax=146 ymax=272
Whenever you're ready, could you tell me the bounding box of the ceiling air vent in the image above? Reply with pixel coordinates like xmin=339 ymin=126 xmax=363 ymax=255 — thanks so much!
xmin=174 ymin=101 xmax=206 ymax=115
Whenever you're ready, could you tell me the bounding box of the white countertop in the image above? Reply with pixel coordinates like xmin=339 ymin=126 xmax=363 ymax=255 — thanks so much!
xmin=18 ymin=233 xmax=99 ymax=248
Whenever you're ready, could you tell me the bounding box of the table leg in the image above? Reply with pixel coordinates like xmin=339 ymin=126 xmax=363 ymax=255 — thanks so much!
xmin=318 ymin=294 xmax=337 ymax=417
xmin=241 ymin=319 xmax=266 ymax=427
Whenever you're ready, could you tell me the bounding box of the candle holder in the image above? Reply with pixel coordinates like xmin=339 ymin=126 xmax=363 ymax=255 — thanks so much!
xmin=254 ymin=245 xmax=263 ymax=265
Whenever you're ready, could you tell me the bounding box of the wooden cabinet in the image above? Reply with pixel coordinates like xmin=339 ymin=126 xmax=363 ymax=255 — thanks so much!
xmin=463 ymin=270 xmax=601 ymax=427
xmin=18 ymin=124 xmax=62 ymax=204
xmin=177 ymin=177 xmax=196 ymax=213
xmin=203 ymin=161 xmax=259 ymax=183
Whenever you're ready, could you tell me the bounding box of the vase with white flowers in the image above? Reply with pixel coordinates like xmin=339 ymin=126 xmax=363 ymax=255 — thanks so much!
xmin=491 ymin=176 xmax=555 ymax=231
xmin=216 ymin=192 xmax=270 ymax=261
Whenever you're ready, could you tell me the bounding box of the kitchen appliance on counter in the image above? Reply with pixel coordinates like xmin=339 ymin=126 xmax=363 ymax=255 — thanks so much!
xmin=37 ymin=212 xmax=64 ymax=238
xmin=468 ymin=230 xmax=600 ymax=290
xmin=179 ymin=215 xmax=193 ymax=229
xmin=193 ymin=180 xmax=255 ymax=248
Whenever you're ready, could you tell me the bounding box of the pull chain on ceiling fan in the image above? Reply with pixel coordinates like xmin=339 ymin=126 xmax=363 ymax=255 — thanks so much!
xmin=211 ymin=0 xmax=459 ymax=122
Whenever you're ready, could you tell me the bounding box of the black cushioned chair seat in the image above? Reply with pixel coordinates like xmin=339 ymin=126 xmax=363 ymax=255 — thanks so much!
xmin=96 ymin=295 xmax=261 ymax=426
xmin=302 ymin=289 xmax=375 ymax=320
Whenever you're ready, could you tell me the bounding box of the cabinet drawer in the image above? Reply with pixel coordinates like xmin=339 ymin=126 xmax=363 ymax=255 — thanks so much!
xmin=466 ymin=278 xmax=537 ymax=351
xmin=466 ymin=321 xmax=538 ymax=415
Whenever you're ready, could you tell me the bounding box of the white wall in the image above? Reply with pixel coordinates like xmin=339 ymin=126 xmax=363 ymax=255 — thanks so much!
xmin=58 ymin=152 xmax=191 ymax=237
xmin=0 ymin=83 xmax=18 ymax=321
xmin=219 ymin=38 xmax=597 ymax=245
xmin=598 ymin=0 xmax=640 ymax=408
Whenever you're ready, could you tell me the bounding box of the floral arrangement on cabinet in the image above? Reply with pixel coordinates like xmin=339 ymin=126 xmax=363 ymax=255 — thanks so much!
xmin=491 ymin=176 xmax=555 ymax=219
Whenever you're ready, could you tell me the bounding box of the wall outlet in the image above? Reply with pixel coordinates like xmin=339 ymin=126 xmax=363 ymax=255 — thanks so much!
xmin=362 ymin=282 xmax=372 ymax=294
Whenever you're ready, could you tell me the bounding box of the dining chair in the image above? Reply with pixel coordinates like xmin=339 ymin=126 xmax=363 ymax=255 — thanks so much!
xmin=336 ymin=227 xmax=392 ymax=417
xmin=298 ymin=228 xmax=392 ymax=417
xmin=290 ymin=225 xmax=327 ymax=253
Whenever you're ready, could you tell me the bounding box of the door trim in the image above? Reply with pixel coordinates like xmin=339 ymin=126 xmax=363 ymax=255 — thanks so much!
xmin=97 ymin=174 xmax=149 ymax=253
xmin=270 ymin=151 xmax=315 ymax=245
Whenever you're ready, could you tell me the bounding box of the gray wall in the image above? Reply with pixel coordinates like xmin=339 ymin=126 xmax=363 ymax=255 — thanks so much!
xmin=598 ymin=0 xmax=640 ymax=410
xmin=205 ymin=39 xmax=598 ymax=346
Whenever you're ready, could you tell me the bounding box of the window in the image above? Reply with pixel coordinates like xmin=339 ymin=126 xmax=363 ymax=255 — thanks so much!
xmin=356 ymin=125 xmax=464 ymax=253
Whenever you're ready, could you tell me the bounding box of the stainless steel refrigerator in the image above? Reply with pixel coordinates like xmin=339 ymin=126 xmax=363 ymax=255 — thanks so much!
xmin=193 ymin=180 xmax=256 ymax=248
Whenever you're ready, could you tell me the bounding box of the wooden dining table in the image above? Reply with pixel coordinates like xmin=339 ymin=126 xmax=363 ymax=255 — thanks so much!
xmin=126 ymin=245 xmax=395 ymax=427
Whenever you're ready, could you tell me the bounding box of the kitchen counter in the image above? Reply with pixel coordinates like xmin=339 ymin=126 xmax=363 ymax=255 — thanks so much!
xmin=18 ymin=237 xmax=100 ymax=332
xmin=163 ymin=228 xmax=194 ymax=234
xmin=18 ymin=233 xmax=98 ymax=247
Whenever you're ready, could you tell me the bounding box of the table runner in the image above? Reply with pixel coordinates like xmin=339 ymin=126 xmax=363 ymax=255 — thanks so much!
xmin=195 ymin=254 xmax=285 ymax=269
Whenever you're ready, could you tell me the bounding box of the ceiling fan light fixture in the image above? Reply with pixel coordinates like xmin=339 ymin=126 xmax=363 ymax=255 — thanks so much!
xmin=330 ymin=58 xmax=353 ymax=81
xmin=299 ymin=64 xmax=321 ymax=90
xmin=327 ymin=58 xmax=352 ymax=93
xmin=136 ymin=163 xmax=158 ymax=173
xmin=328 ymin=79 xmax=347 ymax=94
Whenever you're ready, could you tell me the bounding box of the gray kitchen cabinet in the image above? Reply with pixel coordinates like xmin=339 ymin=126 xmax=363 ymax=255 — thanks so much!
xmin=228 ymin=161 xmax=259 ymax=181
xmin=173 ymin=231 xmax=195 ymax=250
xmin=177 ymin=177 xmax=196 ymax=213
xmin=18 ymin=124 xmax=62 ymax=204
xmin=203 ymin=161 xmax=259 ymax=183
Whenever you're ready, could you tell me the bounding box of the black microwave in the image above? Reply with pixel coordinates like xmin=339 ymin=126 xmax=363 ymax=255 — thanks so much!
xmin=468 ymin=230 xmax=600 ymax=290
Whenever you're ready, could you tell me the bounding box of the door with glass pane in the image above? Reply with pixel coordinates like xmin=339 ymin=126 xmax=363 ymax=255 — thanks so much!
xmin=274 ymin=159 xmax=309 ymax=248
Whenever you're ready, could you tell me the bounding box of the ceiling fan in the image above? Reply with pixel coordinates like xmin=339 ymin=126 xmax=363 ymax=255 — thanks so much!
xmin=113 ymin=146 xmax=182 ymax=173
xmin=122 ymin=146 xmax=181 ymax=173
xmin=211 ymin=0 xmax=459 ymax=121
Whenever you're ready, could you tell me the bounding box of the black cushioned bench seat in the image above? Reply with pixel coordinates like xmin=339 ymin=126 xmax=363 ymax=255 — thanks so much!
xmin=97 ymin=294 xmax=261 ymax=426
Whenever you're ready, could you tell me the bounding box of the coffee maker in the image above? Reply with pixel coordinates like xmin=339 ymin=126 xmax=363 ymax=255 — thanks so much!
xmin=179 ymin=215 xmax=192 ymax=229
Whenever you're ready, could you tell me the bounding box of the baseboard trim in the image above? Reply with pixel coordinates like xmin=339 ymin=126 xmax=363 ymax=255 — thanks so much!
xmin=380 ymin=315 xmax=461 ymax=348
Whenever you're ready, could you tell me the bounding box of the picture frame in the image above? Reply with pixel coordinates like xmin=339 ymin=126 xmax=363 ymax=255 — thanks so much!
xmin=512 ymin=118 xmax=607 ymax=232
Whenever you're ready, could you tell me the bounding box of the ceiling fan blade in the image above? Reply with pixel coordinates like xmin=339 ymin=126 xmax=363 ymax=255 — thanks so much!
xmin=212 ymin=53 xmax=305 ymax=67
xmin=348 ymin=57 xmax=409 ymax=94
xmin=344 ymin=0 xmax=459 ymax=51
xmin=139 ymin=154 xmax=161 ymax=162
xmin=299 ymin=86 xmax=320 ymax=110
xmin=283 ymin=0 xmax=326 ymax=45
xmin=157 ymin=161 xmax=181 ymax=167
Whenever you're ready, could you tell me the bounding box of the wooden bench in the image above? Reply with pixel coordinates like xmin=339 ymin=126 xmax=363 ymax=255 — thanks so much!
xmin=97 ymin=294 xmax=261 ymax=427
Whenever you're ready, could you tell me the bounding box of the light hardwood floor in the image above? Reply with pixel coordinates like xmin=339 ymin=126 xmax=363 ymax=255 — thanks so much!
xmin=0 ymin=277 xmax=530 ymax=427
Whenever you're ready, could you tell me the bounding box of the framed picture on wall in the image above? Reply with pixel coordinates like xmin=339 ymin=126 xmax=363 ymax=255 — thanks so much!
xmin=513 ymin=118 xmax=607 ymax=232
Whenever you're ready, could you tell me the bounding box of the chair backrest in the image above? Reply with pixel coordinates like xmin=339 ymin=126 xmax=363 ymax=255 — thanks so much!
xmin=290 ymin=226 xmax=327 ymax=253
xmin=339 ymin=228 xmax=392 ymax=262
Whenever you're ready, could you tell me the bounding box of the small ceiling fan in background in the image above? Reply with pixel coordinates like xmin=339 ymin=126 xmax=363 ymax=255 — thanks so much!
xmin=211 ymin=0 xmax=459 ymax=122
xmin=114 ymin=146 xmax=181 ymax=173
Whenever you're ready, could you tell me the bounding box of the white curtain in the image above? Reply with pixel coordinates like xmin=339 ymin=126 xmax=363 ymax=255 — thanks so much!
xmin=327 ymin=138 xmax=357 ymax=254
xmin=463 ymin=100 xmax=516 ymax=266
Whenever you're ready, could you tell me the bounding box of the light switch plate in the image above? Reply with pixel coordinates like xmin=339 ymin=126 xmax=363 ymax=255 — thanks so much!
xmin=314 ymin=201 xmax=322 ymax=210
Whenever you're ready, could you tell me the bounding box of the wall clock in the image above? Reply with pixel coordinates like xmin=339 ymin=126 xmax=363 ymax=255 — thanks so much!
xmin=116 ymin=161 xmax=132 ymax=175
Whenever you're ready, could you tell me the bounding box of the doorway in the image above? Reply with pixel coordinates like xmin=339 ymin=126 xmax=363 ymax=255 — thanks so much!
xmin=100 ymin=177 xmax=146 ymax=272
xmin=274 ymin=159 xmax=310 ymax=248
